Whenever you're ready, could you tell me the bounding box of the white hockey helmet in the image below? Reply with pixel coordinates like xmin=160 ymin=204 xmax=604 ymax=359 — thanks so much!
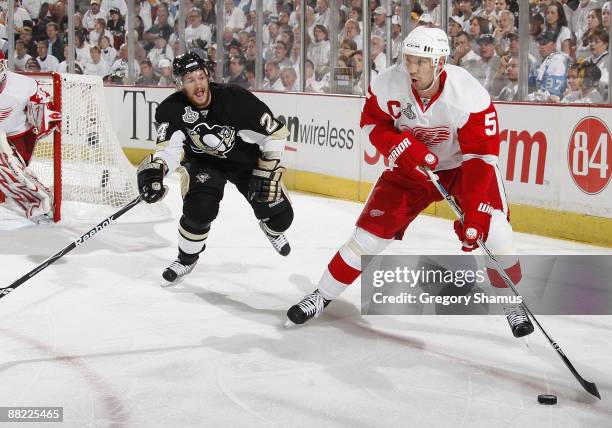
xmin=402 ymin=26 xmax=450 ymax=71
xmin=0 ymin=59 xmax=7 ymax=85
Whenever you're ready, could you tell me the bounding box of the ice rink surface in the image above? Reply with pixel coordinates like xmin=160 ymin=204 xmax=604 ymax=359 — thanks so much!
xmin=1 ymin=175 xmax=611 ymax=428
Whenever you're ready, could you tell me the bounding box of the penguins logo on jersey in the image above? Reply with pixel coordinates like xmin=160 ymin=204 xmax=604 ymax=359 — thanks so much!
xmin=402 ymin=103 xmax=416 ymax=120
xmin=187 ymin=122 xmax=237 ymax=158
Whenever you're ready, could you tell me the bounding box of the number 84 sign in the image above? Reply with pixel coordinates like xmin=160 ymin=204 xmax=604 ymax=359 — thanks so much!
xmin=568 ymin=116 xmax=612 ymax=195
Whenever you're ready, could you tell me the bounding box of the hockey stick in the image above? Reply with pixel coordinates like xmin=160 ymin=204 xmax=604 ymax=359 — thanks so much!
xmin=1 ymin=195 xmax=143 ymax=300
xmin=422 ymin=167 xmax=601 ymax=400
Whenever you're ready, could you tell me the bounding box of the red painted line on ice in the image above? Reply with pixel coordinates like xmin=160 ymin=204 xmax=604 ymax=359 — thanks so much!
xmin=0 ymin=328 xmax=129 ymax=427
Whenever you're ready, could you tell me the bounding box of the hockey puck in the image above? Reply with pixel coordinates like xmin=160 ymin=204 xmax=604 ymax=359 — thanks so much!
xmin=537 ymin=394 xmax=557 ymax=405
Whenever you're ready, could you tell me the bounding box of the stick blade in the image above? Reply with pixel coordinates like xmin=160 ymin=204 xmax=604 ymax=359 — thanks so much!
xmin=581 ymin=380 xmax=601 ymax=399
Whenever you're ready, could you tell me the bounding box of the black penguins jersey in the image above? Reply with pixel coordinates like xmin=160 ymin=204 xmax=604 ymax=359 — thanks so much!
xmin=154 ymin=83 xmax=288 ymax=169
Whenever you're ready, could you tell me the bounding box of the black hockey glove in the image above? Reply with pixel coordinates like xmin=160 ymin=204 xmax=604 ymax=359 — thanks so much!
xmin=137 ymin=154 xmax=169 ymax=203
xmin=248 ymin=156 xmax=286 ymax=203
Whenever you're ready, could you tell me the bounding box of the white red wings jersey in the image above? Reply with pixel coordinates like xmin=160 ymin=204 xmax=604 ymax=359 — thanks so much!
xmin=0 ymin=71 xmax=51 ymax=137
xmin=361 ymin=64 xmax=500 ymax=172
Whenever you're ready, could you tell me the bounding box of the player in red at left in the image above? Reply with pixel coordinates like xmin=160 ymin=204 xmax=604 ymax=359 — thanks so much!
xmin=286 ymin=26 xmax=534 ymax=339
xmin=0 ymin=59 xmax=61 ymax=222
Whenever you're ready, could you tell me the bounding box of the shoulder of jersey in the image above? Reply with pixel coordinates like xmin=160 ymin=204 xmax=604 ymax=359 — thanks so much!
xmin=212 ymin=83 xmax=253 ymax=101
xmin=442 ymin=65 xmax=491 ymax=113
xmin=6 ymin=71 xmax=38 ymax=97
xmin=157 ymin=92 xmax=187 ymax=117
xmin=369 ymin=64 xmax=411 ymax=99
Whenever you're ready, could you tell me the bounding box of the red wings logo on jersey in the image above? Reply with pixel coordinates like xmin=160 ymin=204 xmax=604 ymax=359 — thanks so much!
xmin=411 ymin=126 xmax=451 ymax=146
xmin=0 ymin=107 xmax=13 ymax=122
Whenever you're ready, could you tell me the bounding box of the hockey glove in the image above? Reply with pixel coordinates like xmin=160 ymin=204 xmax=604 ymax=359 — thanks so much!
xmin=137 ymin=154 xmax=168 ymax=204
xmin=248 ymin=156 xmax=286 ymax=203
xmin=453 ymin=203 xmax=494 ymax=252
xmin=388 ymin=132 xmax=438 ymax=172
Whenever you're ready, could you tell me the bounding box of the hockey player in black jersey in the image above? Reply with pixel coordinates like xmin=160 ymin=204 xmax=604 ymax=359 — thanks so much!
xmin=136 ymin=52 xmax=293 ymax=283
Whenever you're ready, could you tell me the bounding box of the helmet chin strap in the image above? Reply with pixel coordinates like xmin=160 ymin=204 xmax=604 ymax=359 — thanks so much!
xmin=420 ymin=57 xmax=446 ymax=92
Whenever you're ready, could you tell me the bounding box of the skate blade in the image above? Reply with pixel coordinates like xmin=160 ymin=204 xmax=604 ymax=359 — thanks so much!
xmin=283 ymin=319 xmax=297 ymax=328
xmin=160 ymin=277 xmax=185 ymax=288
xmin=521 ymin=335 xmax=530 ymax=348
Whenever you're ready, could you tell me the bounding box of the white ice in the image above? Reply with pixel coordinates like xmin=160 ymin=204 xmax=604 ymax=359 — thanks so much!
xmin=1 ymin=175 xmax=611 ymax=428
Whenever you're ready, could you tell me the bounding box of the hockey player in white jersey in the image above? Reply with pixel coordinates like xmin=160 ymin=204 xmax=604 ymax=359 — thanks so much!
xmin=0 ymin=59 xmax=61 ymax=220
xmin=287 ymin=26 xmax=534 ymax=338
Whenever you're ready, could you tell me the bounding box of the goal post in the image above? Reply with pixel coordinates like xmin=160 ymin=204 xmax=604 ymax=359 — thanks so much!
xmin=26 ymin=72 xmax=169 ymax=223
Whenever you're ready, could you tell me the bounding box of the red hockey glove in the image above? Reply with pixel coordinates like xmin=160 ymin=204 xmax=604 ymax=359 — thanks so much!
xmin=388 ymin=132 xmax=438 ymax=172
xmin=453 ymin=202 xmax=493 ymax=252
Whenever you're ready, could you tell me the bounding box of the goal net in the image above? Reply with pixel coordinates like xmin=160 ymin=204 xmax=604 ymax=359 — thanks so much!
xmin=27 ymin=72 xmax=170 ymax=223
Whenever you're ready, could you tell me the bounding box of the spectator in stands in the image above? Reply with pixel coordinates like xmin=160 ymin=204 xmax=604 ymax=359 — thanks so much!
xmin=469 ymin=16 xmax=490 ymax=47
xmin=157 ymin=58 xmax=174 ymax=86
xmin=73 ymin=32 xmax=92 ymax=65
xmin=202 ymin=0 xmax=217 ymax=27
xmin=89 ymin=18 xmax=112 ymax=46
xmin=372 ymin=6 xmax=386 ymax=39
xmin=562 ymin=61 xmax=582 ymax=102
xmin=529 ymin=12 xmax=545 ymax=62
xmin=530 ymin=31 xmax=570 ymax=101
xmin=545 ymin=1 xmax=572 ymax=55
xmin=422 ymin=0 xmax=442 ymax=27
xmin=493 ymin=10 xmax=517 ymax=53
xmin=315 ymin=0 xmax=331 ymax=28
xmin=36 ymin=40 xmax=60 ymax=71
xmin=280 ymin=66 xmax=299 ymax=91
xmin=245 ymin=36 xmax=257 ymax=63
xmin=99 ymin=35 xmax=117 ymax=65
xmin=348 ymin=50 xmax=370 ymax=95
xmin=478 ymin=0 xmax=497 ymax=20
xmin=12 ymin=0 xmax=32 ymax=33
xmin=238 ymin=30 xmax=249 ymax=51
xmin=83 ymin=0 xmax=106 ymax=31
xmin=136 ymin=59 xmax=159 ymax=84
xmin=22 ymin=0 xmax=41 ymax=21
xmin=448 ymin=15 xmax=464 ymax=49
xmin=133 ymin=1 xmax=153 ymax=32
xmin=148 ymin=34 xmax=174 ymax=67
xmin=20 ymin=27 xmax=37 ymax=57
xmin=272 ymin=40 xmax=293 ymax=68
xmin=451 ymin=31 xmax=482 ymax=76
xmin=339 ymin=38 xmax=357 ymax=59
xmin=227 ymin=55 xmax=249 ymax=88
xmin=572 ymin=0 xmax=601 ymax=43
xmin=263 ymin=60 xmax=284 ymax=90
xmin=310 ymin=24 xmax=331 ymax=67
xmin=341 ymin=18 xmax=362 ymax=49
xmin=107 ymin=7 xmax=126 ymax=48
xmin=186 ymin=7 xmax=213 ymax=47
xmin=33 ymin=3 xmax=51 ymax=42
xmin=50 ymin=1 xmax=68 ymax=33
xmin=391 ymin=15 xmax=402 ymax=63
xmin=101 ymin=0 xmax=128 ymax=17
xmin=305 ymin=6 xmax=317 ymax=42
xmin=110 ymin=43 xmax=141 ymax=77
xmin=495 ymin=0 xmax=511 ymax=13
xmin=348 ymin=5 xmax=362 ymax=24
xmin=58 ymin=45 xmax=84 ymax=73
xmin=459 ymin=0 xmax=476 ymax=31
xmin=477 ymin=33 xmax=501 ymax=93
xmin=84 ymin=45 xmax=111 ymax=76
xmin=603 ymin=2 xmax=610 ymax=28
xmin=418 ymin=13 xmax=436 ymax=28
xmin=46 ymin=22 xmax=65 ymax=62
xmin=14 ymin=40 xmax=32 ymax=71
xmin=144 ymin=5 xmax=173 ymax=49
xmin=494 ymin=54 xmax=518 ymax=100
xmin=574 ymin=61 xmax=604 ymax=102
xmin=263 ymin=19 xmax=280 ymax=61
xmin=576 ymin=8 xmax=604 ymax=60
xmin=225 ymin=0 xmax=246 ymax=33
xmin=587 ymin=27 xmax=609 ymax=99
xmin=371 ymin=34 xmax=387 ymax=73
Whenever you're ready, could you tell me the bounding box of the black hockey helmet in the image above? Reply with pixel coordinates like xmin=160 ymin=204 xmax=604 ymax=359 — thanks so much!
xmin=172 ymin=51 xmax=209 ymax=82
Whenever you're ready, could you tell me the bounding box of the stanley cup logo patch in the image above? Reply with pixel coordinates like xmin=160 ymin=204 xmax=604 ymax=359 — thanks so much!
xmin=182 ymin=106 xmax=199 ymax=124
xmin=402 ymin=103 xmax=416 ymax=120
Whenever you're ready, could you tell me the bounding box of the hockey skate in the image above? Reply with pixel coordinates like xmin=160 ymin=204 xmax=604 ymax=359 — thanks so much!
xmin=286 ymin=290 xmax=331 ymax=325
xmin=162 ymin=255 xmax=198 ymax=285
xmin=503 ymin=303 xmax=534 ymax=338
xmin=259 ymin=221 xmax=291 ymax=256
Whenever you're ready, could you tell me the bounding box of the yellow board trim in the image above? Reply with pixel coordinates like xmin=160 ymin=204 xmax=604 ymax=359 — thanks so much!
xmin=123 ymin=148 xmax=611 ymax=247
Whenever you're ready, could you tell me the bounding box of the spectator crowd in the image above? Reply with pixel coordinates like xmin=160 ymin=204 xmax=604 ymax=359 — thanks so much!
xmin=0 ymin=0 xmax=609 ymax=102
